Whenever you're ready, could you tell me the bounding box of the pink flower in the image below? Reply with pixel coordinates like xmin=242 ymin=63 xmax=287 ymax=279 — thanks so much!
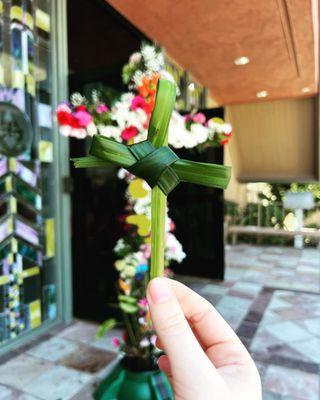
xmin=96 ymin=104 xmax=109 ymax=114
xmin=150 ymin=335 xmax=157 ymax=346
xmin=169 ymin=220 xmax=176 ymax=232
xmin=192 ymin=112 xmax=206 ymax=124
xmin=140 ymin=243 xmax=151 ymax=259
xmin=121 ymin=126 xmax=139 ymax=141
xmin=138 ymin=298 xmax=148 ymax=308
xmin=56 ymin=103 xmax=71 ymax=114
xmin=131 ymin=96 xmax=151 ymax=114
xmin=164 ymin=268 xmax=174 ymax=278
xmin=111 ymin=337 xmax=121 ymax=347
xmin=73 ymin=110 xmax=93 ymax=128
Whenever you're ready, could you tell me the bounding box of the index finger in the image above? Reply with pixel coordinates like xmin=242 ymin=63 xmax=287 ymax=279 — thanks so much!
xmin=168 ymin=279 xmax=252 ymax=368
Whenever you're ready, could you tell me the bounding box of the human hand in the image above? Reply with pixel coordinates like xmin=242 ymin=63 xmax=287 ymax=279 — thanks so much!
xmin=147 ymin=278 xmax=261 ymax=400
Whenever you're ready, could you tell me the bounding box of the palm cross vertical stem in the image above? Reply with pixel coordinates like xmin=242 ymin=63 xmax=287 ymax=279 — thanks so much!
xmin=73 ymin=79 xmax=231 ymax=279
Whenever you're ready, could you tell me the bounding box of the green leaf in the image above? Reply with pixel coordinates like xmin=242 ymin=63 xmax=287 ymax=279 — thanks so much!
xmin=119 ymin=302 xmax=138 ymax=314
xmin=72 ymin=155 xmax=112 ymax=168
xmin=118 ymin=294 xmax=137 ymax=304
xmin=173 ymin=159 xmax=231 ymax=190
xmin=96 ymin=318 xmax=117 ymax=339
xmin=148 ymin=79 xmax=176 ymax=147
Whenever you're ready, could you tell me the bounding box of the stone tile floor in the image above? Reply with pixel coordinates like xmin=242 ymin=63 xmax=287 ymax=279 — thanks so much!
xmin=0 ymin=245 xmax=319 ymax=399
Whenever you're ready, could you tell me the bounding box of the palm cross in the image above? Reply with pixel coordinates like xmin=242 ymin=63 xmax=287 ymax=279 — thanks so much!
xmin=73 ymin=79 xmax=231 ymax=279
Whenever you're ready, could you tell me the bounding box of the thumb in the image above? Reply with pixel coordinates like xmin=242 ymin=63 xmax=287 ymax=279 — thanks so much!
xmin=147 ymin=278 xmax=221 ymax=392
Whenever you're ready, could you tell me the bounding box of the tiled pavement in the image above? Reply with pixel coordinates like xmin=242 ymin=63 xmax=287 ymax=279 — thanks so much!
xmin=0 ymin=245 xmax=319 ymax=399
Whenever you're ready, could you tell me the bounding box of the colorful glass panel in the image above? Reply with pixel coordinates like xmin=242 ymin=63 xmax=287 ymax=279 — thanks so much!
xmin=0 ymin=0 xmax=55 ymax=345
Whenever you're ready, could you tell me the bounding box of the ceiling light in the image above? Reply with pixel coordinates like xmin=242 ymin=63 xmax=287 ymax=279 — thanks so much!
xmin=234 ymin=56 xmax=250 ymax=66
xmin=256 ymin=90 xmax=268 ymax=98
xmin=301 ymin=87 xmax=311 ymax=93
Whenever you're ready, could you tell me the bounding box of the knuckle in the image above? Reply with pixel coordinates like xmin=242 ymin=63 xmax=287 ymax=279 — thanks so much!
xmin=190 ymin=304 xmax=212 ymax=325
xmin=158 ymin=310 xmax=187 ymax=337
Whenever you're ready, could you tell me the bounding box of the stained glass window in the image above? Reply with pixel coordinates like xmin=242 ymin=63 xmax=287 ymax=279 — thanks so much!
xmin=0 ymin=0 xmax=56 ymax=343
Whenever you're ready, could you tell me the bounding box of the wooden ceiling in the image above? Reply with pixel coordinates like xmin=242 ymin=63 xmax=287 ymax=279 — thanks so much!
xmin=106 ymin=0 xmax=319 ymax=105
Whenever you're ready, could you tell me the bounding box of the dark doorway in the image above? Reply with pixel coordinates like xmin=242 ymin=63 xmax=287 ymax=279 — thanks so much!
xmin=67 ymin=0 xmax=148 ymax=321
xmin=169 ymin=108 xmax=225 ymax=280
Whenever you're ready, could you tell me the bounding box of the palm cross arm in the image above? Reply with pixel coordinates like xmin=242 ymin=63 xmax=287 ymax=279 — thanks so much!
xmin=72 ymin=136 xmax=231 ymax=195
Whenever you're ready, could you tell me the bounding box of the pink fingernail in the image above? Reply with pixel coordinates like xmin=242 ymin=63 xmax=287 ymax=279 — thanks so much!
xmin=149 ymin=278 xmax=171 ymax=303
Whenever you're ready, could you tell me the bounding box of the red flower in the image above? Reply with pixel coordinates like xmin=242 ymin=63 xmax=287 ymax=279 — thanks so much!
xmin=131 ymin=95 xmax=151 ymax=114
xmin=76 ymin=105 xmax=87 ymax=111
xmin=121 ymin=126 xmax=139 ymax=141
xmin=69 ymin=116 xmax=81 ymax=129
xmin=220 ymin=138 xmax=230 ymax=145
xmin=57 ymin=111 xmax=73 ymax=126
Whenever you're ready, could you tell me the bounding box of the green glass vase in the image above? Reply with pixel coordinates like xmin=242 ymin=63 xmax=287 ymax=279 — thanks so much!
xmin=94 ymin=361 xmax=173 ymax=400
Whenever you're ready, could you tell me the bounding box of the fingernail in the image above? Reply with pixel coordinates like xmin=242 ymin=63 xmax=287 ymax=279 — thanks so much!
xmin=149 ymin=278 xmax=171 ymax=304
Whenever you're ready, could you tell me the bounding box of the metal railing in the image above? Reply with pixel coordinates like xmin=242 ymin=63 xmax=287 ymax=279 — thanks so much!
xmin=224 ymin=201 xmax=320 ymax=246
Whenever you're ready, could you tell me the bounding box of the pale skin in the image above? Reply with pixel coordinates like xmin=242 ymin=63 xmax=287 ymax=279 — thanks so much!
xmin=147 ymin=278 xmax=262 ymax=400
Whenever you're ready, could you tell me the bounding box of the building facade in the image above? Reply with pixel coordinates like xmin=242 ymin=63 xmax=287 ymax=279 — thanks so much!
xmin=0 ymin=0 xmax=70 ymax=355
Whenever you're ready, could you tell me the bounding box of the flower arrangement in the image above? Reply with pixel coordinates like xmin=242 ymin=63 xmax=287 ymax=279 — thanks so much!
xmin=56 ymin=43 xmax=232 ymax=371
xmin=56 ymin=43 xmax=232 ymax=148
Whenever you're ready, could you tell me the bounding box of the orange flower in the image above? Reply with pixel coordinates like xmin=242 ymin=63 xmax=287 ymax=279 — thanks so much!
xmin=119 ymin=279 xmax=130 ymax=294
xmin=138 ymin=73 xmax=159 ymax=100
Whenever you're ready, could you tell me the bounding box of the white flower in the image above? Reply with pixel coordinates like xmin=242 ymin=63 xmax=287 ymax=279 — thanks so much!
xmin=86 ymin=122 xmax=97 ymax=136
xmin=120 ymin=93 xmax=135 ymax=105
xmin=132 ymin=130 xmax=148 ymax=143
xmin=91 ymin=90 xmax=100 ymax=104
xmin=190 ymin=123 xmax=209 ymax=144
xmin=183 ymin=133 xmax=199 ymax=148
xmin=139 ymin=338 xmax=150 ymax=348
xmin=141 ymin=45 xmax=164 ymax=72
xmin=114 ymin=259 xmax=126 ymax=271
xmin=129 ymin=52 xmax=142 ymax=64
xmin=160 ymin=70 xmax=175 ymax=83
xmin=70 ymin=92 xmax=85 ymax=106
xmin=221 ymin=123 xmax=232 ymax=135
xmin=117 ymin=168 xmax=128 ymax=180
xmin=98 ymin=125 xmax=122 ymax=141
xmin=121 ymin=266 xmax=136 ymax=278
xmin=114 ymin=238 xmax=126 ymax=252
xmin=59 ymin=125 xmax=71 ymax=137
xmin=132 ymin=70 xmax=144 ymax=87
xmin=168 ymin=111 xmax=187 ymax=148
xmin=165 ymin=233 xmax=186 ymax=263
xmin=115 ymin=251 xmax=146 ymax=279
xmin=132 ymin=194 xmax=151 ymax=216
xmin=141 ymin=45 xmax=156 ymax=63
xmin=138 ymin=317 xmax=147 ymax=326
xmin=135 ymin=108 xmax=148 ymax=126
xmin=71 ymin=128 xmax=87 ymax=139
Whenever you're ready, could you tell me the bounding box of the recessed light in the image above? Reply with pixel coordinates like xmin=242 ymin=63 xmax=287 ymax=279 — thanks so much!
xmin=301 ymin=87 xmax=311 ymax=93
xmin=256 ymin=90 xmax=268 ymax=98
xmin=234 ymin=56 xmax=250 ymax=66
